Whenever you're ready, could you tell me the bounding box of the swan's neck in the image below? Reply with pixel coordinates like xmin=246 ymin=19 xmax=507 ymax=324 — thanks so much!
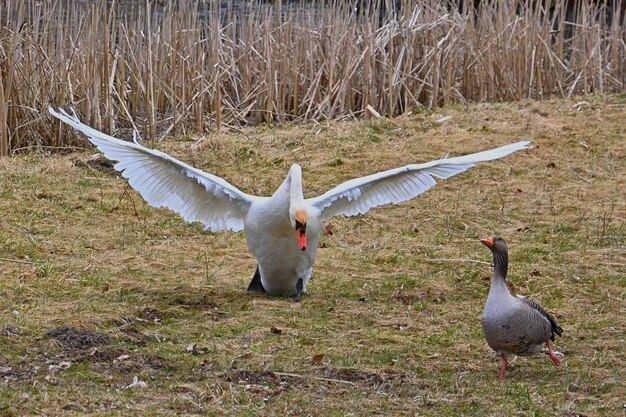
xmin=289 ymin=164 xmax=304 ymax=207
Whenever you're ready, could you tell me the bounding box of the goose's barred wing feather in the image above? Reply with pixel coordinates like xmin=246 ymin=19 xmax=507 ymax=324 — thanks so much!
xmin=519 ymin=297 xmax=563 ymax=340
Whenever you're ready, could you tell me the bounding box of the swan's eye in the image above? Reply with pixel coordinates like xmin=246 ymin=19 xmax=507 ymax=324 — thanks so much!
xmin=295 ymin=219 xmax=306 ymax=234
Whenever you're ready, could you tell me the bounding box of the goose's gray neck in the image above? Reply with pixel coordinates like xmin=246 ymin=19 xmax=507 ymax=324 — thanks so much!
xmin=492 ymin=251 xmax=508 ymax=282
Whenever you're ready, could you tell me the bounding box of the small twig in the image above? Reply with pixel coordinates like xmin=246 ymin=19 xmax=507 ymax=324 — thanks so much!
xmin=204 ymin=250 xmax=210 ymax=283
xmin=425 ymin=258 xmax=491 ymax=265
xmin=570 ymin=169 xmax=592 ymax=184
xmin=272 ymin=372 xmax=357 ymax=386
xmin=0 ymin=257 xmax=35 ymax=265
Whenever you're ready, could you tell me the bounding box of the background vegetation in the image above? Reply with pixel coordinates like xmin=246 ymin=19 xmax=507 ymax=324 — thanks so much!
xmin=0 ymin=0 xmax=625 ymax=154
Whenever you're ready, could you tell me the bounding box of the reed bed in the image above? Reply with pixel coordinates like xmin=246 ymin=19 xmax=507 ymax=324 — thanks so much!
xmin=0 ymin=0 xmax=624 ymax=154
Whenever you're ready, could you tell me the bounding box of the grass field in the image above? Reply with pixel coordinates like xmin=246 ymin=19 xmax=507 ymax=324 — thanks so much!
xmin=0 ymin=95 xmax=624 ymax=415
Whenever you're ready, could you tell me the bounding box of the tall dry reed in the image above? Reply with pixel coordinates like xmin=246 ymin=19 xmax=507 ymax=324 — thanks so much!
xmin=0 ymin=0 xmax=624 ymax=154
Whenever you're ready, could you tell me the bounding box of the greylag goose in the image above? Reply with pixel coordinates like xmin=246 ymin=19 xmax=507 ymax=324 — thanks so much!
xmin=480 ymin=236 xmax=563 ymax=380
xmin=49 ymin=107 xmax=530 ymax=301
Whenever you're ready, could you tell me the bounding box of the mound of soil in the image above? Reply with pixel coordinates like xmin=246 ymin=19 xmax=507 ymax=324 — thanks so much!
xmin=45 ymin=326 xmax=112 ymax=349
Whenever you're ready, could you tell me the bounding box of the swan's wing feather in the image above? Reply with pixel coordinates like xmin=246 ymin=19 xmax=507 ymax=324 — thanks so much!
xmin=307 ymin=141 xmax=530 ymax=220
xmin=49 ymin=107 xmax=256 ymax=232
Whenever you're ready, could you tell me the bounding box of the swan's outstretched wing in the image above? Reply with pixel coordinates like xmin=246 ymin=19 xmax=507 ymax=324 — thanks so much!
xmin=50 ymin=107 xmax=257 ymax=232
xmin=307 ymin=141 xmax=530 ymax=220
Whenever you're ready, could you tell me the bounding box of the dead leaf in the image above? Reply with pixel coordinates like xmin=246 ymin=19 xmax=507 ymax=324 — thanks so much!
xmin=309 ymin=354 xmax=325 ymax=364
xmin=270 ymin=327 xmax=282 ymax=335
xmin=323 ymin=223 xmax=334 ymax=236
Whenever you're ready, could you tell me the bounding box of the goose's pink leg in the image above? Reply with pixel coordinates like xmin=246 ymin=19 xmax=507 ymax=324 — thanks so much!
xmin=498 ymin=356 xmax=508 ymax=381
xmin=546 ymin=339 xmax=560 ymax=366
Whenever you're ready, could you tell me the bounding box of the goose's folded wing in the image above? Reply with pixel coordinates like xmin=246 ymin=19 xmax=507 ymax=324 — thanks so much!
xmin=49 ymin=107 xmax=257 ymax=232
xmin=307 ymin=141 xmax=530 ymax=220
xmin=517 ymin=296 xmax=563 ymax=339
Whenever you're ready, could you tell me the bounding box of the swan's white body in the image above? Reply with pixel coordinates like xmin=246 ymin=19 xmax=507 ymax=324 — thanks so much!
xmin=244 ymin=164 xmax=322 ymax=294
xmin=49 ymin=107 xmax=530 ymax=298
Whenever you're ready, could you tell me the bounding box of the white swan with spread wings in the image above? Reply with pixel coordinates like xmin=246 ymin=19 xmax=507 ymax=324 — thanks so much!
xmin=50 ymin=107 xmax=530 ymax=301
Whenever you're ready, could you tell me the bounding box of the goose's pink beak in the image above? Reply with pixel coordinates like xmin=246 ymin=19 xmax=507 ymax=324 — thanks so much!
xmin=480 ymin=236 xmax=494 ymax=247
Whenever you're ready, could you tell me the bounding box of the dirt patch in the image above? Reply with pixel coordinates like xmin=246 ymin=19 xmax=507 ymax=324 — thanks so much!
xmin=44 ymin=327 xmax=112 ymax=349
xmin=73 ymin=155 xmax=117 ymax=176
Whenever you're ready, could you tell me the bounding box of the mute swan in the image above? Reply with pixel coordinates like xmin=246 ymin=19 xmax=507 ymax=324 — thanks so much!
xmin=49 ymin=107 xmax=530 ymax=301
xmin=480 ymin=236 xmax=562 ymax=380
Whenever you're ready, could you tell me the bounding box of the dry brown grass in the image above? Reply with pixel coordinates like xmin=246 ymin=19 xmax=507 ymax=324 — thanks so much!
xmin=1 ymin=0 xmax=625 ymax=154
xmin=0 ymin=95 xmax=624 ymax=415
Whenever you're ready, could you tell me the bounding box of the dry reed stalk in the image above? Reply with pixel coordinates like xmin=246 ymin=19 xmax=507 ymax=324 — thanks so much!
xmin=0 ymin=71 xmax=7 ymax=157
xmin=0 ymin=0 xmax=624 ymax=152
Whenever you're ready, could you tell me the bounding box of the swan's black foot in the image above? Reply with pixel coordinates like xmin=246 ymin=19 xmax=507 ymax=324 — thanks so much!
xmin=246 ymin=266 xmax=266 ymax=293
xmin=294 ymin=278 xmax=304 ymax=303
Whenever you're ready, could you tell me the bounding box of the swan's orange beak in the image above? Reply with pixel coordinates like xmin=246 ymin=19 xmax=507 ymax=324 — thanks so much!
xmin=480 ymin=236 xmax=494 ymax=247
xmin=295 ymin=211 xmax=308 ymax=251
xmin=296 ymin=228 xmax=307 ymax=251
